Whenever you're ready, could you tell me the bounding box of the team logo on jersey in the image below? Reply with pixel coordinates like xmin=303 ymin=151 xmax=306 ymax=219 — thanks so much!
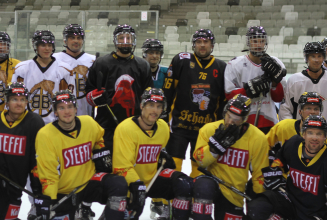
xmin=179 ymin=53 xmax=191 ymax=60
xmin=0 ymin=133 xmax=26 ymax=156
xmin=29 ymin=80 xmax=55 ymax=118
xmin=64 ymin=65 xmax=89 ymax=99
xmin=191 ymin=84 xmax=211 ymax=111
xmin=190 ymin=62 xmax=195 ymax=69
xmin=172 ymin=198 xmax=190 ymax=210
xmin=136 ymin=145 xmax=161 ymax=164
xmin=289 ymin=167 xmax=320 ymax=195
xmin=62 ymin=141 xmax=92 ymax=169
xmin=217 ymin=147 xmax=249 ymax=169
xmin=5 ymin=204 xmax=20 ymax=219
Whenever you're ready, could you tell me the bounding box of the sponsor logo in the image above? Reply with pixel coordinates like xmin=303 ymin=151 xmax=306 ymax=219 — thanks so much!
xmin=190 ymin=62 xmax=195 ymax=69
xmin=63 ymin=142 xmax=92 ymax=169
xmin=224 ymin=212 xmax=242 ymax=220
xmin=179 ymin=53 xmax=191 ymax=60
xmin=118 ymin=200 xmax=127 ymax=212
xmin=172 ymin=198 xmax=189 ymax=210
xmin=263 ymin=171 xmax=283 ymax=177
xmin=56 ymin=94 xmax=69 ymax=100
xmin=136 ymin=145 xmax=161 ymax=164
xmin=0 ymin=133 xmax=26 ymax=156
xmin=229 ymin=106 xmax=241 ymax=114
xmin=92 ymin=150 xmax=110 ymax=159
xmin=34 ymin=199 xmax=43 ymax=205
xmin=308 ymin=121 xmax=321 ymax=126
xmin=217 ymin=147 xmax=249 ymax=169
xmin=307 ymin=98 xmax=319 ymax=102
xmin=12 ymin=88 xmax=25 ymax=93
xmin=138 ymin=185 xmax=146 ymax=190
xmin=5 ymin=204 xmax=20 ymax=219
xmin=192 ymin=203 xmax=212 ymax=215
xmin=53 ymin=214 xmax=69 ymax=220
xmin=159 ymin=168 xmax=175 ymax=178
xmin=91 ymin=172 xmax=107 ymax=181
xmin=150 ymin=95 xmax=163 ymax=101
xmin=289 ymin=167 xmax=320 ymax=195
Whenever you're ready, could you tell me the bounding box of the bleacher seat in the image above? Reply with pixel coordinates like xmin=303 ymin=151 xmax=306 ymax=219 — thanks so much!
xmin=281 ymin=5 xmax=294 ymax=12
xmin=301 ymin=19 xmax=316 ymax=28
xmin=307 ymin=5 xmax=320 ymax=12
xmin=228 ymin=35 xmax=242 ymax=43
xmin=312 ymin=36 xmax=326 ymax=42
xmin=287 ymin=20 xmax=302 ymax=28
xmin=262 ymin=0 xmax=274 ymax=6
xmin=247 ymin=20 xmax=260 ymax=28
xmin=285 ymin=12 xmax=298 ymax=20
xmin=230 ymin=5 xmax=242 ymax=12
xmin=261 ymin=20 xmax=276 ymax=28
xmin=216 ymin=35 xmax=228 ymax=43
xmin=294 ymin=5 xmax=306 ymax=12
xmin=297 ymin=35 xmax=312 ymax=45
xmin=198 ymin=19 xmax=211 ymax=28
xmin=197 ymin=12 xmax=209 ymax=19
xmin=280 ymin=27 xmax=293 ymax=37
xmin=270 ymin=36 xmax=284 ymax=44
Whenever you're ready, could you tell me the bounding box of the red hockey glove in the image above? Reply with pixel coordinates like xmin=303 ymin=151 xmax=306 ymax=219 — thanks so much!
xmin=86 ymin=88 xmax=110 ymax=107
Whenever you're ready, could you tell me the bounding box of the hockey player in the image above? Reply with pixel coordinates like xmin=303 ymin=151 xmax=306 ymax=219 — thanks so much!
xmin=0 ymin=82 xmax=44 ymax=220
xmin=162 ymin=28 xmax=226 ymax=178
xmin=267 ymin=92 xmax=323 ymax=157
xmin=85 ymin=24 xmax=153 ymax=170
xmin=0 ymin=31 xmax=20 ymax=112
xmin=12 ymin=30 xmax=73 ymax=125
xmin=279 ymin=42 xmax=327 ymax=121
xmin=248 ymin=115 xmax=327 ymax=220
xmin=321 ymin=38 xmax=327 ymax=70
xmin=113 ymin=87 xmax=193 ymax=220
xmin=34 ymin=90 xmax=128 ymax=220
xmin=53 ymin=24 xmax=95 ymax=116
xmin=192 ymin=94 xmax=269 ymax=219
xmin=142 ymin=39 xmax=167 ymax=89
xmin=225 ymin=26 xmax=286 ymax=134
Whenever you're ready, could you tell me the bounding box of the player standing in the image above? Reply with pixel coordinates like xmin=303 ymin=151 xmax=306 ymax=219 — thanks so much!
xmin=162 ymin=29 xmax=226 ymax=178
xmin=113 ymin=87 xmax=193 ymax=220
xmin=321 ymin=38 xmax=327 ymax=70
xmin=0 ymin=31 xmax=20 ymax=112
xmin=224 ymin=26 xmax=286 ymax=134
xmin=192 ymin=94 xmax=269 ymax=219
xmin=0 ymin=82 xmax=44 ymax=220
xmin=53 ymin=24 xmax=95 ymax=116
xmin=248 ymin=115 xmax=327 ymax=219
xmin=34 ymin=90 xmax=128 ymax=220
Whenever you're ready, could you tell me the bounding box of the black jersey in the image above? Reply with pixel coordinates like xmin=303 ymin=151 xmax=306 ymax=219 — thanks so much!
xmin=276 ymin=135 xmax=327 ymax=219
xmin=163 ymin=52 xmax=226 ymax=138
xmin=0 ymin=110 xmax=44 ymax=198
xmin=86 ymin=52 xmax=153 ymax=131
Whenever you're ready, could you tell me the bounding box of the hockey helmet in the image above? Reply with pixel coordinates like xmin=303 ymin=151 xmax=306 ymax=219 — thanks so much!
xmin=321 ymin=38 xmax=327 ymax=48
xmin=141 ymin=39 xmax=164 ymax=59
xmin=224 ymin=94 xmax=251 ymax=122
xmin=62 ymin=24 xmax=85 ymax=52
xmin=303 ymin=42 xmax=326 ymax=63
xmin=246 ymin=26 xmax=268 ymax=57
xmin=141 ymin=87 xmax=167 ymax=112
xmin=192 ymin=29 xmax=215 ymax=51
xmin=52 ymin=90 xmax=77 ymax=111
xmin=4 ymin=82 xmax=29 ymax=103
xmin=298 ymin=92 xmax=323 ymax=113
xmin=113 ymin=24 xmax=136 ymax=54
xmin=302 ymin=115 xmax=327 ymax=136
xmin=0 ymin=31 xmax=11 ymax=60
xmin=32 ymin=30 xmax=55 ymax=55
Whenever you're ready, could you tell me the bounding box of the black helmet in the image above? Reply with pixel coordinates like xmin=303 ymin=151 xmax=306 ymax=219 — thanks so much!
xmin=32 ymin=30 xmax=55 ymax=55
xmin=113 ymin=24 xmax=136 ymax=54
xmin=303 ymin=42 xmax=326 ymax=63
xmin=141 ymin=39 xmax=164 ymax=59
xmin=321 ymin=38 xmax=327 ymax=48
xmin=298 ymin=92 xmax=323 ymax=113
xmin=62 ymin=24 xmax=85 ymax=52
xmin=4 ymin=82 xmax=29 ymax=102
xmin=246 ymin=26 xmax=268 ymax=57
xmin=0 ymin=31 xmax=11 ymax=60
xmin=192 ymin=29 xmax=215 ymax=51
xmin=302 ymin=115 xmax=327 ymax=136
xmin=141 ymin=87 xmax=167 ymax=112
xmin=52 ymin=90 xmax=77 ymax=111
xmin=224 ymin=94 xmax=251 ymax=122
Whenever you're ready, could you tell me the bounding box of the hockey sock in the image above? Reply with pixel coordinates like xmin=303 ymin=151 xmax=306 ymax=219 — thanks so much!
xmin=190 ymin=160 xmax=201 ymax=178
xmin=172 ymin=157 xmax=183 ymax=172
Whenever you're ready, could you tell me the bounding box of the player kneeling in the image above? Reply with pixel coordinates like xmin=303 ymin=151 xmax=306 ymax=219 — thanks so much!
xmin=112 ymin=87 xmax=193 ymax=220
xmin=34 ymin=90 xmax=128 ymax=220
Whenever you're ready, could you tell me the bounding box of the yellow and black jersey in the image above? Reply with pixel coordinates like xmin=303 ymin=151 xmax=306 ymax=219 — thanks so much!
xmin=162 ymin=53 xmax=226 ymax=139
xmin=113 ymin=116 xmax=169 ymax=186
xmin=0 ymin=58 xmax=20 ymax=111
xmin=35 ymin=116 xmax=105 ymax=199
xmin=266 ymin=119 xmax=301 ymax=149
xmin=273 ymin=135 xmax=327 ymax=219
xmin=193 ymin=119 xmax=269 ymax=207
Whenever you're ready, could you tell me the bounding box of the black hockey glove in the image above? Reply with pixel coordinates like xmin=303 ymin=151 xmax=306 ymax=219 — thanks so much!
xmin=208 ymin=124 xmax=240 ymax=155
xmin=92 ymin=147 xmax=112 ymax=173
xmin=262 ymin=166 xmax=286 ymax=191
xmin=86 ymin=88 xmax=111 ymax=107
xmin=127 ymin=181 xmax=146 ymax=211
xmin=260 ymin=56 xmax=286 ymax=84
xmin=35 ymin=195 xmax=55 ymax=220
xmin=158 ymin=148 xmax=176 ymax=169
xmin=243 ymin=75 xmax=271 ymax=99
xmin=268 ymin=150 xmax=276 ymax=166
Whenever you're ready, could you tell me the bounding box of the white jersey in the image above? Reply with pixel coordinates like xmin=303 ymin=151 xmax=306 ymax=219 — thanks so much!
xmin=279 ymin=69 xmax=327 ymax=120
xmin=225 ymin=55 xmax=286 ymax=128
xmin=12 ymin=57 xmax=73 ymax=124
xmin=53 ymin=51 xmax=95 ymax=116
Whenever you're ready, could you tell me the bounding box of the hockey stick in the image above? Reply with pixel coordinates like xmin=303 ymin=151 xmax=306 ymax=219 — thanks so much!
xmin=0 ymin=172 xmax=38 ymax=198
xmin=198 ymin=167 xmax=252 ymax=201
xmin=128 ymin=159 xmax=167 ymax=220
xmin=97 ymin=70 xmax=119 ymax=125
xmin=254 ymin=92 xmax=263 ymax=127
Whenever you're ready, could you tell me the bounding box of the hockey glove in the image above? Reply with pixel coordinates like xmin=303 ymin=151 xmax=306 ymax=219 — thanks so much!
xmin=260 ymin=56 xmax=286 ymax=84
xmin=86 ymin=88 xmax=111 ymax=107
xmin=208 ymin=124 xmax=240 ymax=155
xmin=34 ymin=195 xmax=55 ymax=220
xmin=262 ymin=166 xmax=286 ymax=191
xmin=158 ymin=148 xmax=176 ymax=169
xmin=243 ymin=75 xmax=271 ymax=99
xmin=92 ymin=147 xmax=112 ymax=173
xmin=127 ymin=181 xmax=146 ymax=211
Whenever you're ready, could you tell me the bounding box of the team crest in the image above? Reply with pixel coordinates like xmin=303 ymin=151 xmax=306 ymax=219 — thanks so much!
xmin=29 ymin=80 xmax=55 ymax=117
xmin=63 ymin=65 xmax=89 ymax=99
xmin=190 ymin=62 xmax=195 ymax=69
xmin=191 ymin=84 xmax=210 ymax=111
